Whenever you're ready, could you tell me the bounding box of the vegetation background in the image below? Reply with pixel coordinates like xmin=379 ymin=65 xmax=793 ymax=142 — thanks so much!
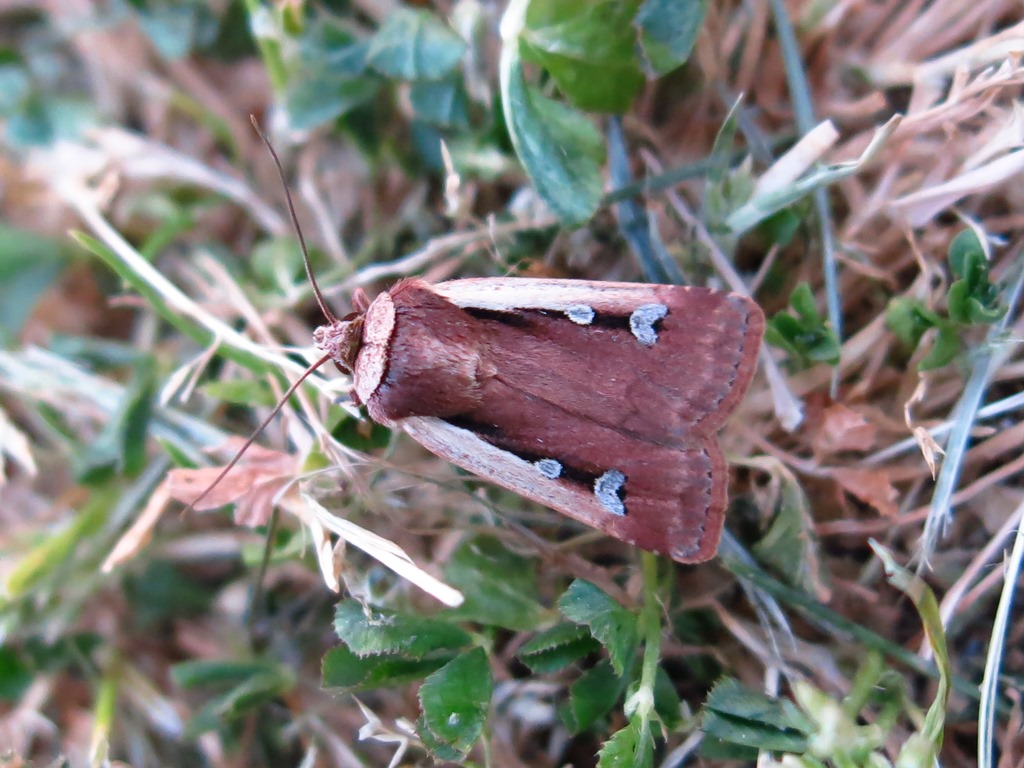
xmin=0 ymin=1 xmax=1022 ymax=766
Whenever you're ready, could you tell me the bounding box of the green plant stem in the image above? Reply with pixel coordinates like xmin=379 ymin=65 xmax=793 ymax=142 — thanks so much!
xmin=634 ymin=551 xmax=663 ymax=724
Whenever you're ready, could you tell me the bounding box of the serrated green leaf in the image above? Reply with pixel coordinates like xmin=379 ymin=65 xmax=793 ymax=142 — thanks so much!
xmin=442 ymin=535 xmax=546 ymax=630
xmin=635 ymin=0 xmax=707 ymax=76
xmin=367 ymin=9 xmax=467 ymax=81
xmin=416 ymin=715 xmax=467 ymax=762
xmin=500 ymin=50 xmax=604 ymax=223
xmin=520 ymin=0 xmax=644 ymax=113
xmin=598 ymin=717 xmax=655 ymax=768
xmin=562 ymin=659 xmax=626 ymax=733
xmin=702 ymin=677 xmax=813 ymax=752
xmin=321 ymin=644 xmax=450 ymax=691
xmin=518 ymin=622 xmax=599 ymax=673
xmin=559 ymin=580 xmax=638 ymax=676
xmin=333 ymin=600 xmax=472 ymax=658
xmin=418 ymin=647 xmax=492 ymax=756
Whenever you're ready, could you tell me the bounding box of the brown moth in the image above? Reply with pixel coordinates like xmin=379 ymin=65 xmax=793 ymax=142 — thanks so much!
xmin=313 ymin=277 xmax=764 ymax=564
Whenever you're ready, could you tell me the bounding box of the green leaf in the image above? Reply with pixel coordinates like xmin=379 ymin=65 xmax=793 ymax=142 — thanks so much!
xmin=367 ymin=9 xmax=467 ymax=81
xmin=701 ymin=677 xmax=813 ymax=753
xmin=4 ymin=96 xmax=98 ymax=148
xmin=751 ymin=461 xmax=828 ymax=598
xmin=558 ymin=580 xmax=638 ymax=676
xmin=635 ymin=0 xmax=708 ymax=76
xmin=330 ymin=414 xmax=393 ymax=451
xmin=172 ymin=658 xmax=288 ymax=689
xmin=698 ymin=737 xmax=760 ymax=761
xmin=947 ymin=228 xmax=984 ymax=279
xmin=0 ymin=646 xmax=32 ymax=702
xmin=918 ymin=325 xmax=961 ymax=371
xmin=943 ymin=229 xmax=1006 ymax=326
xmin=886 ymin=297 xmax=941 ymax=349
xmin=756 ymin=207 xmax=802 ymax=248
xmin=653 ymin=665 xmax=683 ymax=730
xmin=128 ymin=0 xmax=217 ymax=60
xmin=200 ymin=378 xmax=276 ymax=408
xmin=598 ymin=718 xmax=655 ymax=768
xmin=283 ymin=22 xmax=380 ymax=132
xmin=562 ymin=659 xmax=626 ymax=733
xmin=181 ymin=666 xmax=296 ymax=737
xmin=333 ymin=600 xmax=472 ymax=658
xmin=409 ymin=78 xmax=470 ymax=129
xmin=443 ymin=535 xmax=546 ymax=630
xmin=321 ymin=644 xmax=450 ymax=691
xmin=500 ymin=50 xmax=604 ymax=224
xmin=76 ymin=360 xmax=156 ymax=482
xmin=0 ymin=224 xmax=65 ymax=344
xmin=764 ymin=283 xmax=840 ymax=369
xmin=964 ymin=293 xmax=1006 ymax=324
xmin=417 ymin=647 xmax=492 ymax=757
xmin=520 ymin=0 xmax=645 ymax=113
xmin=518 ymin=622 xmax=600 ymax=673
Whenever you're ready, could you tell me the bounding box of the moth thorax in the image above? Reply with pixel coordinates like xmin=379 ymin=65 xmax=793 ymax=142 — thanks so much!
xmin=313 ymin=317 xmax=364 ymax=372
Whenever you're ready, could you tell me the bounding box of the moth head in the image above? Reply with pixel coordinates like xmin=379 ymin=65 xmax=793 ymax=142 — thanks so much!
xmin=313 ymin=312 xmax=365 ymax=374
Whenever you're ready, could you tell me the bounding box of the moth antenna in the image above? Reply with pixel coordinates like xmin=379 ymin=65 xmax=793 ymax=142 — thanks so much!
xmin=187 ymin=353 xmax=333 ymax=513
xmin=249 ymin=114 xmax=338 ymax=325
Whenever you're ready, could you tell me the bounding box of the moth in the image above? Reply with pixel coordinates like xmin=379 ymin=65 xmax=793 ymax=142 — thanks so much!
xmin=313 ymin=277 xmax=764 ymax=563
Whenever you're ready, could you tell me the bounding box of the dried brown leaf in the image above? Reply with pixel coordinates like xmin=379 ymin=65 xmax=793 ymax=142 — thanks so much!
xmin=831 ymin=467 xmax=900 ymax=518
xmin=165 ymin=440 xmax=295 ymax=526
xmin=810 ymin=401 xmax=878 ymax=456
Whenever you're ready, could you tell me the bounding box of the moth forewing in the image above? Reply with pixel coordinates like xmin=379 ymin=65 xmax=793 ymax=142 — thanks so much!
xmin=337 ymin=277 xmax=764 ymax=564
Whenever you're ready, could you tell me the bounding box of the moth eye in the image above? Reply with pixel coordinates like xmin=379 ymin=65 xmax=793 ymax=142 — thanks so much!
xmin=535 ymin=458 xmax=563 ymax=479
xmin=565 ymin=304 xmax=595 ymax=325
xmin=594 ymin=469 xmax=627 ymax=516
xmin=629 ymin=303 xmax=669 ymax=346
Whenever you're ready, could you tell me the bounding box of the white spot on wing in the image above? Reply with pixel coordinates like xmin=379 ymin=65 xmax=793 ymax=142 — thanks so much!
xmin=566 ymin=304 xmax=595 ymax=325
xmin=594 ymin=469 xmax=627 ymax=516
xmin=536 ymin=458 xmax=563 ymax=479
xmin=630 ymin=303 xmax=668 ymax=345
